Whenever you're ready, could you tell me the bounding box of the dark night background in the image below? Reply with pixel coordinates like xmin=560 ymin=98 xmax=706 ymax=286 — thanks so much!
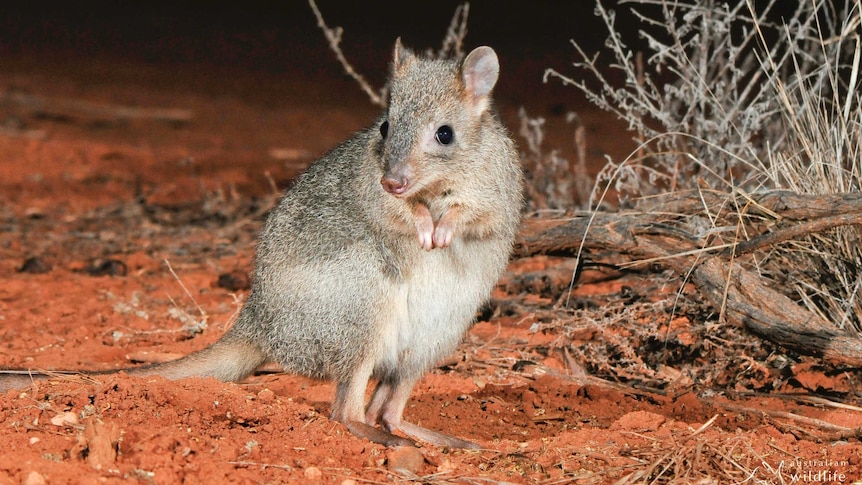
xmin=0 ymin=2 xmax=804 ymax=109
xmin=0 ymin=2 xmax=631 ymax=116
xmin=0 ymin=2 xmax=609 ymax=73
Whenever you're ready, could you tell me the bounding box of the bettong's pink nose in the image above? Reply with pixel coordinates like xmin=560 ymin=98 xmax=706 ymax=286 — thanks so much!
xmin=381 ymin=176 xmax=409 ymax=195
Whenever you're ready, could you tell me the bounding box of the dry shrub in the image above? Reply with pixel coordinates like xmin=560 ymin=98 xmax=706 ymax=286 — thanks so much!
xmin=518 ymin=108 xmax=592 ymax=211
xmin=522 ymin=293 xmax=778 ymax=393
xmin=547 ymin=1 xmax=862 ymax=334
xmin=612 ymin=426 xmax=795 ymax=485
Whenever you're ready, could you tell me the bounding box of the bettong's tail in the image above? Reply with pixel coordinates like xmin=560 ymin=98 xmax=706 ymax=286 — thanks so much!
xmin=0 ymin=336 xmax=268 ymax=392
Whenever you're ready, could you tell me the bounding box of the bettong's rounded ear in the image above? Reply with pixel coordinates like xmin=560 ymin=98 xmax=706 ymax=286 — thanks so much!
xmin=462 ymin=46 xmax=499 ymax=99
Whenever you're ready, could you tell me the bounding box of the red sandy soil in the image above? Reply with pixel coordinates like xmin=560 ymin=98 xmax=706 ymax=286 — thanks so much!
xmin=2 ymin=13 xmax=862 ymax=484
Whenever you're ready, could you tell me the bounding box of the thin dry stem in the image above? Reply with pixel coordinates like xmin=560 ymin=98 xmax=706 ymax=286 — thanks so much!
xmin=308 ymin=1 xmax=472 ymax=108
xmin=307 ymin=0 xmax=386 ymax=107
xmin=550 ymin=0 xmax=862 ymax=334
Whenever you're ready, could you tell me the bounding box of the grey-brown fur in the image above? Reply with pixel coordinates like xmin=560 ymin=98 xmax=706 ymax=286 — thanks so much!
xmin=1 ymin=41 xmax=523 ymax=448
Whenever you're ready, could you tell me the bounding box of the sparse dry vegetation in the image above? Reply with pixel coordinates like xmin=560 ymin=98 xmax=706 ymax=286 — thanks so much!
xmin=543 ymin=0 xmax=862 ymax=337
xmin=518 ymin=0 xmax=862 ymax=479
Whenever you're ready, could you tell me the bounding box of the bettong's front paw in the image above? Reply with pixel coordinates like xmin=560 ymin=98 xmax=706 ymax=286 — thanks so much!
xmin=414 ymin=204 xmax=458 ymax=250
xmin=413 ymin=204 xmax=436 ymax=251
xmin=431 ymin=218 xmax=455 ymax=248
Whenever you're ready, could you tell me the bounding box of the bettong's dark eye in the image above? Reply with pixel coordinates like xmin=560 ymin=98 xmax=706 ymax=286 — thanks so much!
xmin=435 ymin=125 xmax=454 ymax=145
xmin=379 ymin=121 xmax=389 ymax=138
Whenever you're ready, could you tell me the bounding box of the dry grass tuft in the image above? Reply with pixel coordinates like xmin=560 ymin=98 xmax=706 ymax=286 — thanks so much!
xmin=518 ymin=108 xmax=591 ymax=211
xmin=611 ymin=426 xmax=790 ymax=485
xmin=547 ymin=0 xmax=862 ymax=334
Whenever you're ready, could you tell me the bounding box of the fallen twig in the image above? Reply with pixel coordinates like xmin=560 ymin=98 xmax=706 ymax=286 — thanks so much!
xmin=515 ymin=190 xmax=862 ymax=366
xmin=717 ymin=400 xmax=862 ymax=440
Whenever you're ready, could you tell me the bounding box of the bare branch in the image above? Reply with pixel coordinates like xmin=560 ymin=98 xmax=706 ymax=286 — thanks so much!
xmin=516 ymin=191 xmax=862 ymax=366
xmin=437 ymin=3 xmax=470 ymax=59
xmin=307 ymin=0 xmax=386 ymax=107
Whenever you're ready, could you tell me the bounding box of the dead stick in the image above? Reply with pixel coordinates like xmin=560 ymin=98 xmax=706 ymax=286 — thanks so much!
xmin=731 ymin=212 xmax=862 ymax=256
xmin=514 ymin=192 xmax=862 ymax=366
xmin=717 ymin=401 xmax=862 ymax=439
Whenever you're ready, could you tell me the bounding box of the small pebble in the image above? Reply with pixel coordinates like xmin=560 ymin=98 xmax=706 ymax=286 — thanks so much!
xmin=86 ymin=259 xmax=127 ymax=276
xmin=50 ymin=411 xmax=78 ymax=427
xmin=388 ymin=446 xmax=425 ymax=475
xmin=217 ymin=271 xmax=250 ymax=291
xmin=257 ymin=388 xmax=275 ymax=404
xmin=23 ymin=471 xmax=46 ymax=485
xmin=303 ymin=466 xmax=322 ymax=480
xmin=19 ymin=257 xmax=51 ymax=274
xmin=436 ymin=459 xmax=456 ymax=474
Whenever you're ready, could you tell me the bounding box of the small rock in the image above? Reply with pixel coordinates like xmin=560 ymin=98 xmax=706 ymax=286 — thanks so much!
xmin=217 ymin=271 xmax=251 ymax=291
xmin=257 ymin=388 xmax=275 ymax=404
xmin=340 ymin=480 xmax=357 ymax=485
xmin=303 ymin=466 xmax=322 ymax=480
xmin=50 ymin=411 xmax=79 ymax=427
xmin=609 ymin=410 xmax=666 ymax=432
xmin=388 ymin=446 xmax=425 ymax=475
xmin=24 ymin=207 xmax=46 ymax=219
xmin=436 ymin=458 xmax=456 ymax=474
xmin=23 ymin=471 xmax=46 ymax=485
xmin=19 ymin=257 xmax=51 ymax=274
xmin=86 ymin=259 xmax=127 ymax=277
